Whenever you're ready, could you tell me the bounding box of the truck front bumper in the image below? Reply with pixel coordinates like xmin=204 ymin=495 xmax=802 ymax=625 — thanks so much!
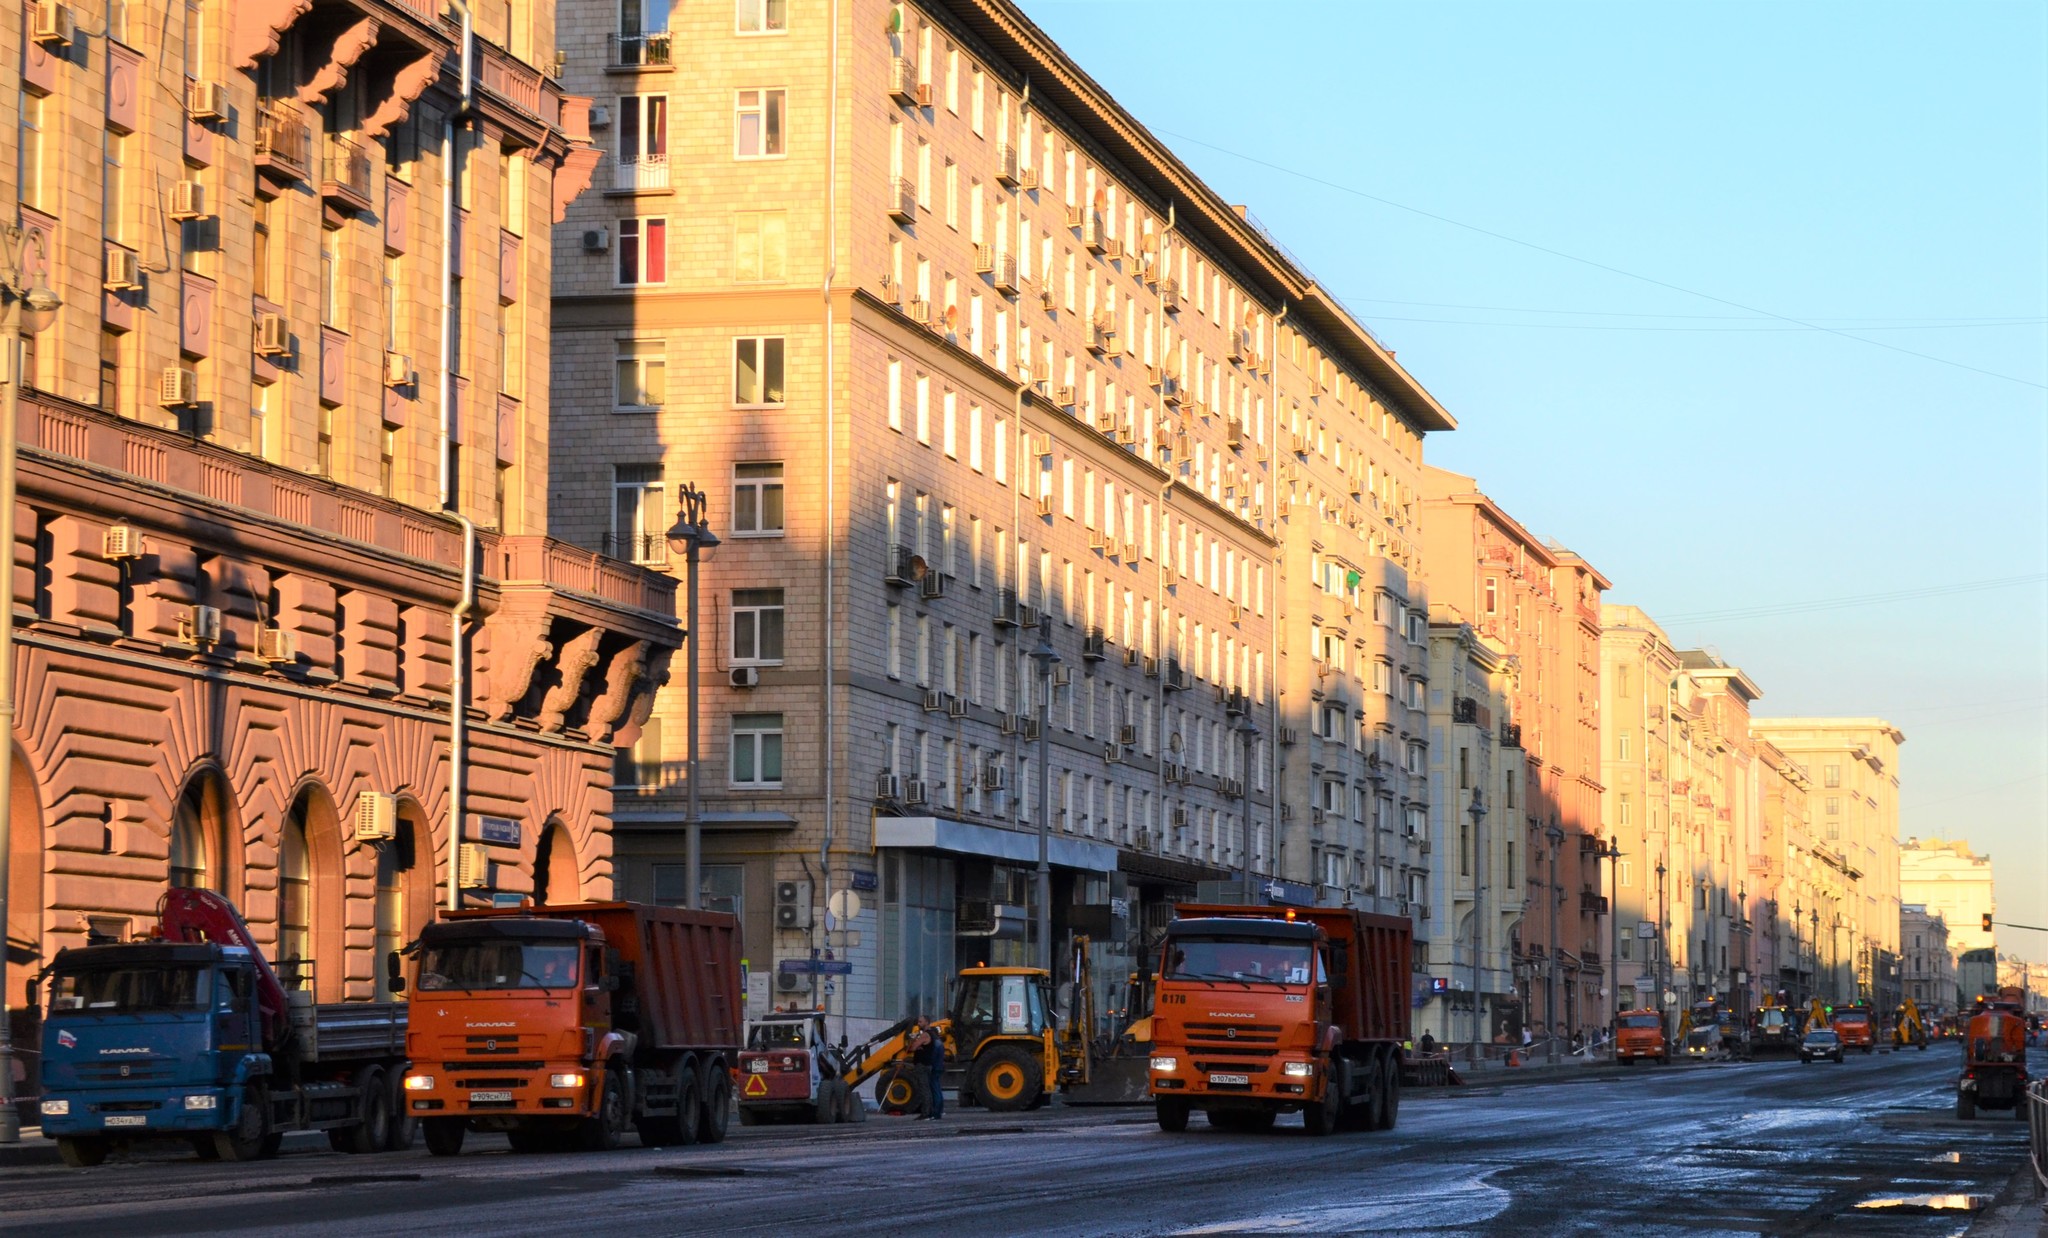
xmin=1149 ymin=1056 xmax=1314 ymax=1108
xmin=401 ymin=1064 xmax=592 ymax=1120
xmin=39 ymin=1086 xmax=228 ymax=1138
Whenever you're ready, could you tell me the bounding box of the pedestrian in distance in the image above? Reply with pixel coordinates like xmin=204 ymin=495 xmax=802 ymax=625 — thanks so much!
xmin=1419 ymin=1030 xmax=1438 ymax=1055
xmin=910 ymin=1014 xmax=946 ymax=1120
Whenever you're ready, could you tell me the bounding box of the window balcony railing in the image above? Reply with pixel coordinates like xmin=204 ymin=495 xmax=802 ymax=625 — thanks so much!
xmin=321 ymin=134 xmax=374 ymax=212
xmin=254 ymin=102 xmax=311 ymax=181
xmin=603 ymin=530 xmax=668 ymax=566
xmin=613 ymin=151 xmax=669 ymax=192
xmin=607 ymin=31 xmax=672 ymax=68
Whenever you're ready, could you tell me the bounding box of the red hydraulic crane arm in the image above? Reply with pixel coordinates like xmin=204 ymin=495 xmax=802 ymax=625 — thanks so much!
xmin=157 ymin=888 xmax=292 ymax=1051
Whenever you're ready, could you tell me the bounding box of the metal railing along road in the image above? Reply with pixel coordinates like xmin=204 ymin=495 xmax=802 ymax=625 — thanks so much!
xmin=2028 ymin=1078 xmax=2048 ymax=1206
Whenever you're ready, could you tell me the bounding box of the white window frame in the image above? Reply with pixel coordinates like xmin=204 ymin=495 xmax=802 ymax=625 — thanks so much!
xmin=734 ymin=88 xmax=786 ymax=160
xmin=732 ymin=335 xmax=786 ymax=407
xmin=731 ymin=461 xmax=784 ymax=537
xmin=730 ymin=588 xmax=785 ymax=666
xmin=610 ymin=463 xmax=666 ymax=565
xmin=734 ymin=0 xmax=786 ymax=34
xmin=613 ymin=339 xmax=664 ymax=411
xmin=730 ymin=713 xmax=784 ymax=788
xmin=616 ymin=216 xmax=667 ymax=287
xmin=615 ymin=94 xmax=668 ymax=192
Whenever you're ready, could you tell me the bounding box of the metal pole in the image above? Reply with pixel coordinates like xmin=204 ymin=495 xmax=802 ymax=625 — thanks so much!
xmin=1470 ymin=796 xmax=1485 ymax=1063
xmin=1608 ymin=841 xmax=1621 ymax=1053
xmin=1034 ymin=633 xmax=1053 ymax=974
xmin=0 ymin=288 xmax=19 ymax=1144
xmin=685 ymin=537 xmax=700 ymax=910
xmin=1546 ymin=835 xmax=1559 ymax=1063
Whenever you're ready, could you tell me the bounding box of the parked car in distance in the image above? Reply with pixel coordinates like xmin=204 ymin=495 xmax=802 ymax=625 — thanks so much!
xmin=1801 ymin=1028 xmax=1845 ymax=1064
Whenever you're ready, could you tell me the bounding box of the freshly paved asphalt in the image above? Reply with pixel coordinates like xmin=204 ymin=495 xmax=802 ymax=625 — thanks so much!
xmin=0 ymin=1046 xmax=2033 ymax=1236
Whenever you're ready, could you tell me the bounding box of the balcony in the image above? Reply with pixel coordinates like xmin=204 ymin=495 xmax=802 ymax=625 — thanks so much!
xmin=603 ymin=530 xmax=668 ymax=567
xmin=1500 ymin=722 xmax=1523 ymax=749
xmin=1580 ymin=892 xmax=1609 ymax=915
xmin=320 ymin=134 xmax=374 ymax=213
xmin=888 ymin=177 xmax=916 ymax=223
xmin=613 ymin=151 xmax=669 ymax=192
xmin=607 ymin=32 xmax=672 ymax=69
xmin=254 ymin=102 xmax=311 ymax=182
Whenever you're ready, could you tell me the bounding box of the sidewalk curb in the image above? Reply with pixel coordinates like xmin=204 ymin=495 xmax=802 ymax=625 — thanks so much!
xmin=1966 ymin=1159 xmax=2043 ymax=1237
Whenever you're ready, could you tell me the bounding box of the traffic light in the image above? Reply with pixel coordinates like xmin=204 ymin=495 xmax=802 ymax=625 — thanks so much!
xmin=1983 ymin=913 xmax=1994 ymax=932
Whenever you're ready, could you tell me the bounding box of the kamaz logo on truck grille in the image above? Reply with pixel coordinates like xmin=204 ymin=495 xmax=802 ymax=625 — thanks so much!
xmin=99 ymin=1048 xmax=150 ymax=1055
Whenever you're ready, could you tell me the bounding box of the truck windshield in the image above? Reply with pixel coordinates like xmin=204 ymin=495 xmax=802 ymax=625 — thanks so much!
xmin=416 ymin=941 xmax=579 ymax=991
xmin=1164 ymin=937 xmax=1314 ymax=985
xmin=748 ymin=1022 xmax=812 ymax=1050
xmin=1620 ymin=1014 xmax=1663 ymax=1029
xmin=48 ymin=965 xmax=209 ymax=1014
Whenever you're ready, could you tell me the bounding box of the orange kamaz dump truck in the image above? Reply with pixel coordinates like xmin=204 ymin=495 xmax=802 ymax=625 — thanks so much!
xmin=399 ymin=902 xmax=741 ymax=1155
xmin=1148 ymin=904 xmax=1410 ymax=1136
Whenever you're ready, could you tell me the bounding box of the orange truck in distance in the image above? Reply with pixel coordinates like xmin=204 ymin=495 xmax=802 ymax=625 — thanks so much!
xmin=1148 ymin=904 xmax=1410 ymax=1137
xmin=1615 ymin=1009 xmax=1669 ymax=1065
xmin=399 ymin=902 xmax=741 ymax=1156
xmin=1830 ymin=1005 xmax=1876 ymax=1054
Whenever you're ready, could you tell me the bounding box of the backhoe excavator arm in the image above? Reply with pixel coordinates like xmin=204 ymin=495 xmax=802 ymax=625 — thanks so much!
xmin=836 ymin=1016 xmax=956 ymax=1089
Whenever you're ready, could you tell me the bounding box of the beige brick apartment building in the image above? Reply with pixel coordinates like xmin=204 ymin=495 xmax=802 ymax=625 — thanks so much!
xmin=550 ymin=0 xmax=1453 ymax=1028
xmin=0 ymin=0 xmax=675 ymax=1097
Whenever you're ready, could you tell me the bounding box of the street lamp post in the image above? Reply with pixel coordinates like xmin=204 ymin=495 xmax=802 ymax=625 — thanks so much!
xmin=1544 ymin=822 xmax=1563 ymax=1063
xmin=1469 ymin=791 xmax=1487 ymax=1062
xmin=1030 ymin=625 xmax=1059 ymax=972
xmin=1234 ymin=714 xmax=1259 ymax=896
xmin=1656 ymin=858 xmax=1670 ymax=1037
xmin=665 ymin=484 xmax=718 ymax=913
xmin=1602 ymin=838 xmax=1623 ymax=1049
xmin=0 ymin=225 xmax=60 ymax=1145
xmin=1810 ymin=908 xmax=1820 ymax=1004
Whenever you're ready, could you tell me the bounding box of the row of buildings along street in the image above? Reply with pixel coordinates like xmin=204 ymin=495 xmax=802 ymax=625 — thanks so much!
xmin=0 ymin=0 xmax=1998 ymax=1110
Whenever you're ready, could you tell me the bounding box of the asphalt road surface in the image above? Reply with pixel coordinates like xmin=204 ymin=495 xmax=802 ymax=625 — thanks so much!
xmin=0 ymin=1048 xmax=2030 ymax=1237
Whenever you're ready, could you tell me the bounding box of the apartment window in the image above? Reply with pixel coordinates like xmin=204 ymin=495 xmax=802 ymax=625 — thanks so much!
xmin=1618 ymin=732 xmax=1631 ymax=761
xmin=1825 ymin=796 xmax=1841 ymax=816
xmin=604 ymin=339 xmax=664 ymax=410
xmin=250 ymin=380 xmax=274 ymax=461
xmin=735 ymin=89 xmax=785 ymax=158
xmin=1483 ymin=576 xmax=1498 ymax=617
xmin=379 ymin=426 xmax=397 ymax=496
xmin=733 ymin=210 xmax=787 ymax=283
xmin=732 ymin=462 xmax=784 ymax=536
xmin=1824 ymin=764 xmax=1841 ymax=788
xmin=617 ymin=216 xmax=667 ymax=285
xmin=102 ymin=130 xmax=127 ymax=244
xmin=616 ymin=94 xmax=669 ymax=192
xmin=610 ymin=463 xmax=666 ymax=564
xmin=253 ymin=197 xmax=274 ymax=301
xmin=320 ymin=227 xmax=342 ymax=327
xmin=1618 ymin=793 xmax=1632 ymax=826
xmin=382 ymin=255 xmax=402 ymax=350
xmin=731 ymin=713 xmax=783 ymax=787
xmin=17 ymin=95 xmax=43 ymax=210
xmin=735 ymin=0 xmax=785 ymax=32
xmin=733 ymin=336 xmax=786 ymax=406
xmin=730 ymin=589 xmax=785 ymax=665
xmin=99 ymin=331 xmax=121 ymax=414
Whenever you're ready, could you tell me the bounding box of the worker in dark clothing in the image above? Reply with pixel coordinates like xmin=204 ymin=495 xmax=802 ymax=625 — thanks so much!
xmin=911 ymin=1015 xmax=946 ymax=1120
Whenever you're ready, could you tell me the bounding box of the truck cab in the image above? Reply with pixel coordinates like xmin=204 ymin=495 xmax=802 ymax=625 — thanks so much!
xmin=37 ymin=942 xmax=268 ymax=1163
xmin=1615 ymin=1009 xmax=1669 ymax=1065
xmin=1830 ymin=1006 xmax=1875 ymax=1053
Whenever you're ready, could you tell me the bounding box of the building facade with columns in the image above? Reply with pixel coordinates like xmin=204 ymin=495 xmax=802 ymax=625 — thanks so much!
xmin=0 ymin=0 xmax=674 ymax=1109
xmin=548 ymin=0 xmax=1453 ymax=1031
xmin=1900 ymin=836 xmax=1995 ymax=964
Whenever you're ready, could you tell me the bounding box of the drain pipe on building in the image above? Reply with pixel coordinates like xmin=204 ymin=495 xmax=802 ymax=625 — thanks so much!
xmin=1266 ymin=303 xmax=1285 ymax=888
xmin=819 ymin=0 xmax=841 ymax=1029
xmin=441 ymin=0 xmax=478 ymax=911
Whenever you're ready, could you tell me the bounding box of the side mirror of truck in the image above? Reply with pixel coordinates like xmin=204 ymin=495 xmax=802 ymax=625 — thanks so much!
xmin=385 ymin=951 xmax=407 ymax=994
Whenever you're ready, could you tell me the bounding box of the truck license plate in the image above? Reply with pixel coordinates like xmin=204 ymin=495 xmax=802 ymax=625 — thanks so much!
xmin=105 ymin=1115 xmax=147 ymax=1127
xmin=469 ymin=1091 xmax=512 ymax=1103
xmin=1208 ymin=1073 xmax=1250 ymax=1085
xmin=748 ymin=1060 xmax=769 ymax=1074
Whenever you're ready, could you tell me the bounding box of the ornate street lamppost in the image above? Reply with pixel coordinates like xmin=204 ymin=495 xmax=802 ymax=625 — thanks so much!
xmin=1545 ymin=822 xmax=1564 ymax=1063
xmin=665 ymin=483 xmax=718 ymax=912
xmin=1030 ymin=625 xmax=1060 ymax=972
xmin=0 ymin=225 xmax=59 ymax=1145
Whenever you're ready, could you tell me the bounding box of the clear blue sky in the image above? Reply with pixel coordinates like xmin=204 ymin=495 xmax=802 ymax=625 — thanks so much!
xmin=1019 ymin=1 xmax=2048 ymax=954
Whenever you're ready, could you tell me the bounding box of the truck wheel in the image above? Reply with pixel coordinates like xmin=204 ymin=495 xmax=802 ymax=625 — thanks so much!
xmin=423 ymin=1117 xmax=466 ymax=1156
xmin=1302 ymin=1079 xmax=1340 ymax=1137
xmin=672 ymin=1071 xmax=702 ymax=1145
xmin=814 ymin=1078 xmax=846 ymax=1125
xmin=842 ymin=1085 xmax=867 ymax=1123
xmin=341 ymin=1066 xmax=389 ymax=1155
xmin=1376 ymin=1056 xmax=1401 ymax=1131
xmin=697 ymin=1068 xmax=731 ymax=1144
xmin=382 ymin=1072 xmax=417 ymax=1152
xmin=56 ymin=1137 xmax=110 ymax=1168
xmin=878 ymin=1064 xmax=929 ymax=1116
xmin=214 ymin=1084 xmax=272 ymax=1162
xmin=580 ymin=1069 xmax=627 ymax=1152
xmin=1956 ymin=1091 xmax=1976 ymax=1121
xmin=972 ymin=1046 xmax=1043 ymax=1112
xmin=1156 ymin=1098 xmax=1190 ymax=1132
xmin=189 ymin=1137 xmax=221 ymax=1161
xmin=2016 ymin=1100 xmax=2030 ymax=1122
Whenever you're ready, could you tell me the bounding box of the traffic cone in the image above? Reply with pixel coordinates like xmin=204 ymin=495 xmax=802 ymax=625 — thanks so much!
xmin=1507 ymin=1049 xmax=1522 ymax=1067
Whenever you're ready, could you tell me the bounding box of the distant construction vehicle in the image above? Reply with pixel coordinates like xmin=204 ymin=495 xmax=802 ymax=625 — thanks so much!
xmin=1892 ymin=998 xmax=1929 ymax=1050
xmin=1957 ymin=989 xmax=2030 ymax=1121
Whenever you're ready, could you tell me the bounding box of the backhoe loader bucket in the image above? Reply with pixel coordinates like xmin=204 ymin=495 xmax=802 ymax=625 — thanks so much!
xmin=1059 ymin=1055 xmax=1153 ymax=1105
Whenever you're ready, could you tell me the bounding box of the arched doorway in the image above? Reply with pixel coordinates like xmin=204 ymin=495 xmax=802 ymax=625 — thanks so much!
xmin=281 ymin=785 xmax=346 ymax=1001
xmin=7 ymin=744 xmax=43 ymax=1102
xmin=168 ymin=768 xmax=240 ymax=898
xmin=532 ymin=821 xmax=580 ymax=907
xmin=373 ymin=799 xmax=437 ymax=1000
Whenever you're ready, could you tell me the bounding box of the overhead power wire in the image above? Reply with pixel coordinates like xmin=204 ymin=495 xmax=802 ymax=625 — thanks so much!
xmin=1344 ymin=314 xmax=2048 ymax=334
xmin=1151 ymin=127 xmax=2047 ymax=392
xmin=1338 ymin=296 xmax=2046 ymax=323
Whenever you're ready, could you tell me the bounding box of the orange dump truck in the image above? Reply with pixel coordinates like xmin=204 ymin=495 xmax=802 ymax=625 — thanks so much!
xmin=1957 ymin=993 xmax=2031 ymax=1120
xmin=1148 ymin=904 xmax=1410 ymax=1136
xmin=400 ymin=902 xmax=742 ymax=1155
xmin=1615 ymin=1009 xmax=1669 ymax=1065
xmin=1830 ymin=1005 xmax=1876 ymax=1054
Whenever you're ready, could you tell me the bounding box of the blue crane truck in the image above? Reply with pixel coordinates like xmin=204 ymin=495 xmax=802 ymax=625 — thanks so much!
xmin=35 ymin=888 xmax=410 ymax=1166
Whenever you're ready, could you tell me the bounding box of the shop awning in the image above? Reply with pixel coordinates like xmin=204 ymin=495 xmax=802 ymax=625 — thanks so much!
xmin=874 ymin=816 xmax=1117 ymax=873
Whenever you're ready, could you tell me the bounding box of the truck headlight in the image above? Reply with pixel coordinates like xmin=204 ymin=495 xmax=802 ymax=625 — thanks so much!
xmin=39 ymin=1099 xmax=68 ymax=1116
xmin=1149 ymin=1056 xmax=1178 ymax=1072
xmin=548 ymin=1073 xmax=585 ymax=1088
xmin=1282 ymin=1061 xmax=1314 ymax=1077
xmin=403 ymin=1075 xmax=435 ymax=1091
xmin=183 ymin=1094 xmax=218 ymax=1110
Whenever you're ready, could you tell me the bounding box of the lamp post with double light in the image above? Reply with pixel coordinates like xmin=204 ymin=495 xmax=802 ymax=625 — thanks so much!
xmin=1544 ymin=822 xmax=1563 ymax=1063
xmin=665 ymin=483 xmax=717 ymax=913
xmin=1030 ymin=625 xmax=1060 ymax=971
xmin=0 ymin=223 xmax=60 ymax=1144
